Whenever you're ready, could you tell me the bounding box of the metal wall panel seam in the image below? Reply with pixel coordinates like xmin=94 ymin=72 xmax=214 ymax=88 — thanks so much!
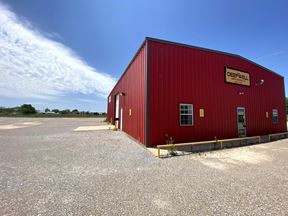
xmin=145 ymin=39 xmax=149 ymax=146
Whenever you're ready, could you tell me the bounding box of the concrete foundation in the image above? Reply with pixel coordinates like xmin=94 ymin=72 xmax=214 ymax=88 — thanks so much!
xmin=173 ymin=135 xmax=286 ymax=153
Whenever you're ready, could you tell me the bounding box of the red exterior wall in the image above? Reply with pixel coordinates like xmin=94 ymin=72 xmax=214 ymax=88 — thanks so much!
xmin=147 ymin=39 xmax=286 ymax=146
xmin=107 ymin=42 xmax=146 ymax=144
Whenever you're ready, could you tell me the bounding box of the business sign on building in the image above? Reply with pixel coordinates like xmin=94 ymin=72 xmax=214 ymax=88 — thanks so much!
xmin=225 ymin=67 xmax=250 ymax=86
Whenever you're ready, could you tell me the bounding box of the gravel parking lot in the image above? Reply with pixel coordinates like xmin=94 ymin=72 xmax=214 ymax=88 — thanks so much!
xmin=0 ymin=118 xmax=288 ymax=215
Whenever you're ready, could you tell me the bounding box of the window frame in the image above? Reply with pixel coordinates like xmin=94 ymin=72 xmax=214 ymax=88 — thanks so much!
xmin=272 ymin=109 xmax=278 ymax=124
xmin=179 ymin=103 xmax=194 ymax=126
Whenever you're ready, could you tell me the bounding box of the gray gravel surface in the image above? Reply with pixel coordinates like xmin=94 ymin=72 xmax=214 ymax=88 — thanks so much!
xmin=0 ymin=118 xmax=288 ymax=215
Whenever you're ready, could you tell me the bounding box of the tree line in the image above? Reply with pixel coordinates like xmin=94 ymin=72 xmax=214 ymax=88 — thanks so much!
xmin=0 ymin=104 xmax=106 ymax=116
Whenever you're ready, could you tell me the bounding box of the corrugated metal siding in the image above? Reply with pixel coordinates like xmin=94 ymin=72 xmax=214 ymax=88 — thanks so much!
xmin=107 ymin=43 xmax=146 ymax=144
xmin=148 ymin=40 xmax=286 ymax=146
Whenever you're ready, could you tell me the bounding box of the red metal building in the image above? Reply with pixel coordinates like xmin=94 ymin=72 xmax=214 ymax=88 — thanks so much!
xmin=107 ymin=37 xmax=286 ymax=147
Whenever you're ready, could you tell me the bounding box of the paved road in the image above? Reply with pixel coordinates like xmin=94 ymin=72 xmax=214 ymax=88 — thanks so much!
xmin=0 ymin=118 xmax=288 ymax=215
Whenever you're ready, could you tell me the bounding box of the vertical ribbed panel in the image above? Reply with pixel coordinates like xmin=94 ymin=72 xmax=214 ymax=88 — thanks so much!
xmin=107 ymin=43 xmax=146 ymax=144
xmin=148 ymin=40 xmax=286 ymax=146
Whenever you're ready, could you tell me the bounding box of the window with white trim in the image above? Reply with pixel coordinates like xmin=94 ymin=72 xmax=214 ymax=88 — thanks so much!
xmin=180 ymin=104 xmax=193 ymax=126
xmin=272 ymin=109 xmax=278 ymax=124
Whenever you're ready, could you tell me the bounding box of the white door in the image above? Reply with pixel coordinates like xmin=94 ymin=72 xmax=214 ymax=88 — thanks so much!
xmin=120 ymin=108 xmax=123 ymax=130
xmin=237 ymin=107 xmax=246 ymax=137
xmin=115 ymin=94 xmax=120 ymax=128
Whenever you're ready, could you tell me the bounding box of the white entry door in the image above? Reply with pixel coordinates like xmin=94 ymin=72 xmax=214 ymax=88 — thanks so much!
xmin=120 ymin=108 xmax=123 ymax=130
xmin=115 ymin=94 xmax=120 ymax=128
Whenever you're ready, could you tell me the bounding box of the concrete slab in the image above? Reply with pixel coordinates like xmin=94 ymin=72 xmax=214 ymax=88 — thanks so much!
xmin=0 ymin=122 xmax=42 ymax=130
xmin=15 ymin=122 xmax=42 ymax=126
xmin=74 ymin=124 xmax=115 ymax=131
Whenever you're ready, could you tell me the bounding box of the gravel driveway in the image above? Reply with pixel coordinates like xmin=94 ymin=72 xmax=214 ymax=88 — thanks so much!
xmin=0 ymin=118 xmax=288 ymax=215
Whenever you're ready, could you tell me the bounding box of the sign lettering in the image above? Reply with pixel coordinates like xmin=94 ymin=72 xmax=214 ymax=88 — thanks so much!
xmin=225 ymin=67 xmax=250 ymax=86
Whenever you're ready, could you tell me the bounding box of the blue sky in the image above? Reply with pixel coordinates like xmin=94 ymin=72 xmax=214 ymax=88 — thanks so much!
xmin=0 ymin=0 xmax=287 ymax=111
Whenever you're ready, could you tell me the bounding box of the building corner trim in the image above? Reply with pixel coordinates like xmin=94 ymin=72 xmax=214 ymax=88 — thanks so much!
xmin=145 ymin=39 xmax=149 ymax=147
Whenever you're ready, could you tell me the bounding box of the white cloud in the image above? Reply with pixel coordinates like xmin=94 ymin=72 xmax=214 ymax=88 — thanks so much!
xmin=256 ymin=51 xmax=288 ymax=60
xmin=0 ymin=3 xmax=116 ymax=100
xmin=77 ymin=98 xmax=97 ymax=103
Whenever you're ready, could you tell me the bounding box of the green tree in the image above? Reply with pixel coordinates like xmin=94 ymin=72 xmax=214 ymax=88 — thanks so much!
xmin=52 ymin=109 xmax=59 ymax=113
xmin=72 ymin=109 xmax=79 ymax=114
xmin=60 ymin=109 xmax=71 ymax=114
xmin=45 ymin=108 xmax=50 ymax=113
xmin=19 ymin=104 xmax=36 ymax=114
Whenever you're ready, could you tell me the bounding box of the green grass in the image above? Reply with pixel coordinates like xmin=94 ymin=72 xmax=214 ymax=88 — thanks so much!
xmin=0 ymin=113 xmax=107 ymax=118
